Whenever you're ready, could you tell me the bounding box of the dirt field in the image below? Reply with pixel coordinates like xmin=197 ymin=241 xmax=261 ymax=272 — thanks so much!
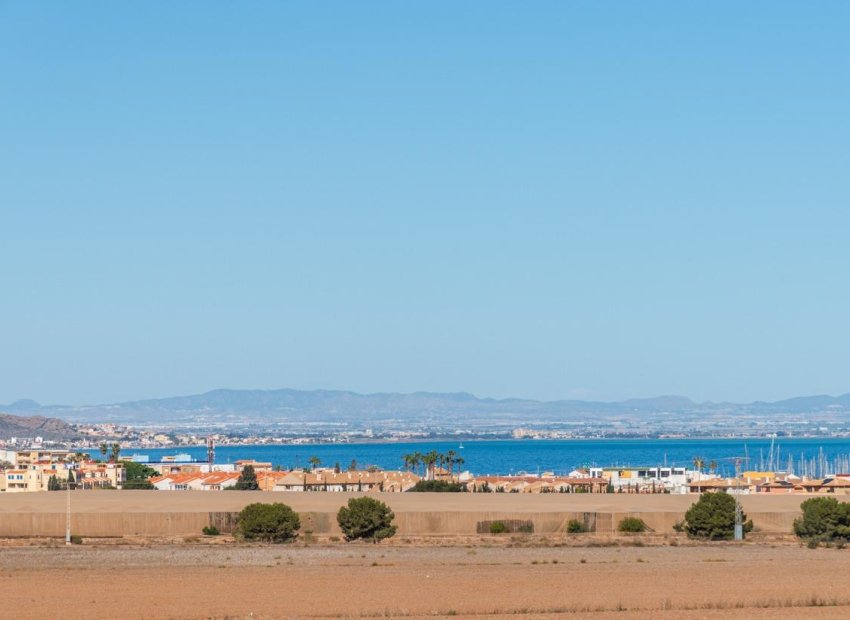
xmin=2 ymin=542 xmax=850 ymax=619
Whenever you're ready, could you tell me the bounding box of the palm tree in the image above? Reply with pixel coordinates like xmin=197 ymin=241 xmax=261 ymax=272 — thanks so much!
xmin=99 ymin=443 xmax=108 ymax=461
xmin=110 ymin=443 xmax=121 ymax=463
xmin=402 ymin=453 xmax=415 ymax=472
xmin=709 ymin=460 xmax=718 ymax=475
xmin=308 ymin=456 xmax=321 ymax=471
xmin=413 ymin=451 xmax=424 ymax=478
xmin=423 ymin=450 xmax=439 ymax=480
xmin=446 ymin=450 xmax=457 ymax=477
xmin=437 ymin=453 xmax=446 ymax=478
xmin=454 ymin=456 xmax=465 ymax=475
xmin=693 ymin=456 xmax=705 ymax=479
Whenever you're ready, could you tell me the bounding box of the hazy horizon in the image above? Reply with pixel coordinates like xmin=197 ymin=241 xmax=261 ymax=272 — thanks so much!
xmin=5 ymin=385 xmax=850 ymax=410
xmin=3 ymin=3 xmax=849 ymax=406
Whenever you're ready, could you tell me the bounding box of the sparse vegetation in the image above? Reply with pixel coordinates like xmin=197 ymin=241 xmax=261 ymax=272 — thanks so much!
xmin=489 ymin=521 xmax=507 ymax=534
xmin=202 ymin=525 xmax=220 ymax=536
xmin=567 ymin=519 xmax=586 ymax=534
xmin=618 ymin=517 xmax=648 ymax=533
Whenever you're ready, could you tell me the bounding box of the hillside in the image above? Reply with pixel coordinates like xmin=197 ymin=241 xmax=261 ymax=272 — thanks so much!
xmin=0 ymin=412 xmax=79 ymax=441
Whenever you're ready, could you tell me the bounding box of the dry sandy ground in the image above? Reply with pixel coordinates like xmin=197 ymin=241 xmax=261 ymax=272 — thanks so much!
xmin=2 ymin=543 xmax=850 ymax=619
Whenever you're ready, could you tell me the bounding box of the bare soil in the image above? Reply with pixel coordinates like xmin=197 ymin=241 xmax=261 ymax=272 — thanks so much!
xmin=2 ymin=542 xmax=849 ymax=619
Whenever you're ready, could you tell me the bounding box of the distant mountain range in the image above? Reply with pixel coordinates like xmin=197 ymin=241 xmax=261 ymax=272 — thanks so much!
xmin=2 ymin=388 xmax=850 ymax=427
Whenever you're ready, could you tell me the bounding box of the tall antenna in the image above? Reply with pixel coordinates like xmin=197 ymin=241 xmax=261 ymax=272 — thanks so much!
xmin=206 ymin=436 xmax=215 ymax=468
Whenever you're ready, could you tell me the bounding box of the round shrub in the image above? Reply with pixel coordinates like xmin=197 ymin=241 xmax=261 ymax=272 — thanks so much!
xmin=337 ymin=497 xmax=397 ymax=543
xmin=793 ymin=497 xmax=850 ymax=543
xmin=236 ymin=502 xmax=301 ymax=543
xmin=618 ymin=517 xmax=648 ymax=533
xmin=336 ymin=497 xmax=398 ymax=543
xmin=489 ymin=521 xmax=507 ymax=534
xmin=684 ymin=493 xmax=752 ymax=540
xmin=567 ymin=519 xmax=586 ymax=534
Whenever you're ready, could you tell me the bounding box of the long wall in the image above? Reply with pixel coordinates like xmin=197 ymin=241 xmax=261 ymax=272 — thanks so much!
xmin=0 ymin=491 xmax=821 ymax=538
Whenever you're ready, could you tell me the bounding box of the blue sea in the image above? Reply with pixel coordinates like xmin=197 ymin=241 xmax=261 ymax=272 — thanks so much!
xmin=125 ymin=438 xmax=850 ymax=477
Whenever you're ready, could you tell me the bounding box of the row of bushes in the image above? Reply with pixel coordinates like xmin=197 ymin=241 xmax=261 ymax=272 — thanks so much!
xmin=212 ymin=494 xmax=850 ymax=546
xmin=225 ymin=497 xmax=397 ymax=544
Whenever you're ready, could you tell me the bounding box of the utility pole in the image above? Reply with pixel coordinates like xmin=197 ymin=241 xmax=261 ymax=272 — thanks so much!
xmin=734 ymin=457 xmax=743 ymax=541
xmin=65 ymin=475 xmax=71 ymax=545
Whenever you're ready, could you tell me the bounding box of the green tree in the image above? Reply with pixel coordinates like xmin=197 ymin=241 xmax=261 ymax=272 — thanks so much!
xmin=793 ymin=497 xmax=850 ymax=542
xmin=348 ymin=459 xmax=358 ymax=471
xmin=409 ymin=480 xmax=464 ymax=492
xmin=684 ymin=493 xmax=752 ymax=540
xmin=99 ymin=443 xmax=108 ymax=460
xmin=67 ymin=469 xmax=76 ymax=489
xmin=337 ymin=497 xmax=397 ymax=543
xmin=120 ymin=460 xmax=157 ymax=489
xmin=47 ymin=474 xmax=62 ymax=491
xmin=334 ymin=461 xmax=341 ymax=474
xmin=110 ymin=443 xmax=121 ymax=463
xmin=308 ymin=456 xmax=321 ymax=471
xmin=402 ymin=453 xmax=416 ymax=472
xmin=234 ymin=464 xmax=260 ymax=490
xmin=445 ymin=450 xmax=457 ymax=476
xmin=236 ymin=502 xmax=301 ymax=542
xmin=122 ymin=461 xmax=158 ymax=481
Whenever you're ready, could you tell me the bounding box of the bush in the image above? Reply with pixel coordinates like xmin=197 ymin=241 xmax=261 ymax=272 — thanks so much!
xmin=202 ymin=525 xmax=220 ymax=536
xmin=567 ymin=519 xmax=586 ymax=534
xmin=122 ymin=479 xmax=155 ymax=490
xmin=408 ymin=480 xmax=465 ymax=492
xmin=69 ymin=535 xmax=83 ymax=545
xmin=618 ymin=517 xmax=648 ymax=533
xmin=489 ymin=521 xmax=507 ymax=534
xmin=793 ymin=497 xmax=850 ymax=543
xmin=236 ymin=502 xmax=301 ymax=543
xmin=337 ymin=497 xmax=397 ymax=543
xmin=684 ymin=493 xmax=753 ymax=540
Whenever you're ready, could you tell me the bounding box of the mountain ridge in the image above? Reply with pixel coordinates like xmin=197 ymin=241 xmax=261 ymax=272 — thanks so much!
xmin=3 ymin=388 xmax=850 ymax=425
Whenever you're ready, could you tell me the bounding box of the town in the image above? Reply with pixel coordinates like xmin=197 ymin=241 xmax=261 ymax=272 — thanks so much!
xmin=3 ymin=444 xmax=850 ymax=497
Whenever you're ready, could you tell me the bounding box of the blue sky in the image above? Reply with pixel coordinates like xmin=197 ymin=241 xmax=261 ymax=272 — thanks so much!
xmin=2 ymin=2 xmax=849 ymax=405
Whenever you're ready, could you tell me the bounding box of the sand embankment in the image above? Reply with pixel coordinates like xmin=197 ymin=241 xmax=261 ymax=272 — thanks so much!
xmin=0 ymin=491 xmax=819 ymax=538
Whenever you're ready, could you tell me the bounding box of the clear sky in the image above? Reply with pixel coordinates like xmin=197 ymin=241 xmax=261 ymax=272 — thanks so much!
xmin=2 ymin=2 xmax=849 ymax=406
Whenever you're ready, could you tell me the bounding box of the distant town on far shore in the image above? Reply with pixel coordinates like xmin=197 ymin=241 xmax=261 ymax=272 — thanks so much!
xmin=2 ymin=388 xmax=850 ymax=453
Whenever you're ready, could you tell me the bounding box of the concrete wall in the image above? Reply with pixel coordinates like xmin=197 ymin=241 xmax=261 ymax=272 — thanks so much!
xmin=0 ymin=490 xmax=821 ymax=538
xmin=0 ymin=508 xmax=802 ymax=538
